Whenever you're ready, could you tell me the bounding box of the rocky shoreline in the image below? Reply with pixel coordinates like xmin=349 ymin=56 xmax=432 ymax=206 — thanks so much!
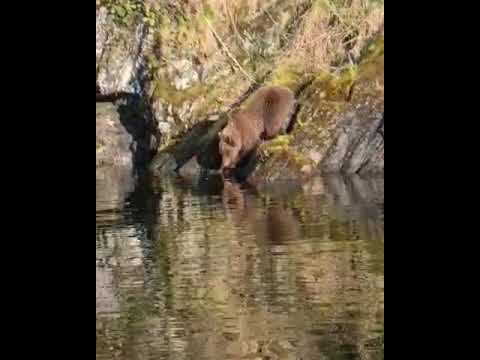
xmin=96 ymin=1 xmax=384 ymax=185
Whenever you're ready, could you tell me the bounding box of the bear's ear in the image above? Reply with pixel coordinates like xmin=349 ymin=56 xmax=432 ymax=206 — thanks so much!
xmin=220 ymin=125 xmax=237 ymax=146
xmin=223 ymin=134 xmax=235 ymax=146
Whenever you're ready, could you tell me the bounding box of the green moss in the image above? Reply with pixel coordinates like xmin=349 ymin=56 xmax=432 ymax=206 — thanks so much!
xmin=158 ymin=14 xmax=173 ymax=39
xmin=263 ymin=135 xmax=292 ymax=154
xmin=101 ymin=0 xmax=146 ymax=27
xmin=310 ymin=74 xmax=346 ymax=102
xmin=363 ymin=35 xmax=384 ymax=62
xmin=357 ymin=35 xmax=384 ymax=81
xmin=260 ymin=134 xmax=313 ymax=173
xmin=270 ymin=64 xmax=304 ymax=91
xmin=306 ymin=61 xmax=362 ymax=103
xmin=303 ymin=35 xmax=383 ymax=107
xmin=143 ymin=5 xmax=157 ymax=27
xmin=152 ymin=5 xmax=218 ymax=52
xmin=257 ymin=142 xmax=314 ymax=181
xmin=152 ymin=77 xmax=206 ymax=107
xmin=292 ymin=152 xmax=312 ymax=168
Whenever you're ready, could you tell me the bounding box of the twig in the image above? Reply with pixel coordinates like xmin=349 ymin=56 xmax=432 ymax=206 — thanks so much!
xmin=203 ymin=16 xmax=256 ymax=84
xmin=224 ymin=0 xmax=248 ymax=54
xmin=265 ymin=9 xmax=291 ymax=44
xmin=265 ymin=9 xmax=279 ymax=25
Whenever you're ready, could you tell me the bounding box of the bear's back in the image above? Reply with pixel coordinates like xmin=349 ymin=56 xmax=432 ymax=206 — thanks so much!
xmin=246 ymin=86 xmax=296 ymax=139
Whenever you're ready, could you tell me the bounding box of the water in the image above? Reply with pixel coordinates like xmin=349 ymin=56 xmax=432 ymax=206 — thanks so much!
xmin=96 ymin=172 xmax=384 ymax=360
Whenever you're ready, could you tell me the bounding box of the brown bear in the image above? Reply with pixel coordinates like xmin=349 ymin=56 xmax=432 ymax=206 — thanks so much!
xmin=219 ymin=110 xmax=263 ymax=171
xmin=219 ymin=86 xmax=296 ymax=172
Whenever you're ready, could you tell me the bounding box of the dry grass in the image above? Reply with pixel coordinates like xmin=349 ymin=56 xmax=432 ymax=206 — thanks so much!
xmin=280 ymin=0 xmax=384 ymax=76
xmin=99 ymin=0 xmax=383 ymax=107
xmin=179 ymin=0 xmax=384 ymax=90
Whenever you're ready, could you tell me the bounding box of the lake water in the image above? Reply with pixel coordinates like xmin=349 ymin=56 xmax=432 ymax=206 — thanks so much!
xmin=96 ymin=172 xmax=384 ymax=360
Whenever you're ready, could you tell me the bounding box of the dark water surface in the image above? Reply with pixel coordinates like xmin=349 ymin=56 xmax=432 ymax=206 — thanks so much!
xmin=96 ymin=172 xmax=384 ymax=360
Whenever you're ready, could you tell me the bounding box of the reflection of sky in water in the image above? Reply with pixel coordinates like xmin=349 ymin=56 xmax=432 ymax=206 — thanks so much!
xmin=96 ymin=174 xmax=384 ymax=360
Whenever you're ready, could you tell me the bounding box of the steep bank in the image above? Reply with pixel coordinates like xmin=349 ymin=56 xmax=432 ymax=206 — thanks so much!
xmin=148 ymin=33 xmax=384 ymax=183
xmin=254 ymin=34 xmax=384 ymax=181
xmin=96 ymin=0 xmax=384 ymax=183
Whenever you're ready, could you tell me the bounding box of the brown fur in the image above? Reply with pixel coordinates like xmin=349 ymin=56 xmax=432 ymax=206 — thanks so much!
xmin=246 ymin=86 xmax=296 ymax=139
xmin=219 ymin=86 xmax=296 ymax=171
xmin=219 ymin=110 xmax=263 ymax=170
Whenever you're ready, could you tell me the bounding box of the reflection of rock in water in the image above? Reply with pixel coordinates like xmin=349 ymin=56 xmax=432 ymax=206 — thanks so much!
xmin=196 ymin=173 xmax=224 ymax=196
xmin=96 ymin=166 xmax=135 ymax=213
xmin=96 ymin=222 xmax=150 ymax=357
xmin=96 ymin=266 xmax=119 ymax=316
xmin=214 ymin=175 xmax=383 ymax=359
xmin=96 ymin=174 xmax=383 ymax=360
xmin=323 ymin=174 xmax=384 ymax=212
xmin=323 ymin=174 xmax=384 ymax=243
xmin=96 ymin=218 xmax=147 ymax=311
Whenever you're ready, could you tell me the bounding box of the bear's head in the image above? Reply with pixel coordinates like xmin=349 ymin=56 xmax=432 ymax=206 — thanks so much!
xmin=219 ymin=124 xmax=241 ymax=171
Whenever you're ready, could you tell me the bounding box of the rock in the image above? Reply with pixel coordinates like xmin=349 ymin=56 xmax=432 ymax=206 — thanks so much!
xmin=96 ymin=102 xmax=135 ymax=169
xmin=168 ymin=59 xmax=199 ymax=91
xmin=96 ymin=7 xmax=150 ymax=96
xmin=178 ymin=156 xmax=201 ymax=180
xmin=149 ymin=117 xmax=228 ymax=176
xmin=321 ymin=109 xmax=384 ymax=175
xmin=149 ymin=152 xmax=177 ymax=176
xmin=96 ymin=100 xmax=155 ymax=173
xmin=309 ymin=150 xmax=322 ymax=165
xmin=96 ymin=7 xmax=108 ymax=67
